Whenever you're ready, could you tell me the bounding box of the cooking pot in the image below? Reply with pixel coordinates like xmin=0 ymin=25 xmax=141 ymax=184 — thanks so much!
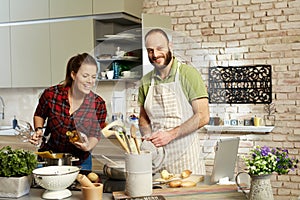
xmin=103 ymin=161 xmax=126 ymax=180
xmin=39 ymin=153 xmax=79 ymax=166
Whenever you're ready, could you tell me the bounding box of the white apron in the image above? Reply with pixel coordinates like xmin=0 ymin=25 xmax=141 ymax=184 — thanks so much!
xmin=144 ymin=63 xmax=205 ymax=175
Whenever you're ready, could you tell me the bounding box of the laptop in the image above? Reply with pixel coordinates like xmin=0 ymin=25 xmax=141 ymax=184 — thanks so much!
xmin=205 ymin=137 xmax=240 ymax=184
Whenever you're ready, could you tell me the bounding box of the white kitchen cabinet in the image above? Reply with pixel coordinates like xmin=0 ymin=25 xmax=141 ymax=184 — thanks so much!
xmin=10 ymin=0 xmax=49 ymax=21
xmin=50 ymin=19 xmax=94 ymax=85
xmin=0 ymin=0 xmax=9 ymax=23
xmin=50 ymin=0 xmax=93 ymax=18
xmin=10 ymin=23 xmax=51 ymax=87
xmin=93 ymin=0 xmax=142 ymax=19
xmin=0 ymin=27 xmax=11 ymax=87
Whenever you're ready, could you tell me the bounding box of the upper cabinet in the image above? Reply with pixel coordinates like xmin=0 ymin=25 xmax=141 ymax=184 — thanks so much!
xmin=10 ymin=23 xmax=51 ymax=87
xmin=0 ymin=27 xmax=11 ymax=88
xmin=0 ymin=0 xmax=9 ymax=23
xmin=50 ymin=0 xmax=93 ymax=18
xmin=10 ymin=0 xmax=49 ymax=21
xmin=50 ymin=19 xmax=94 ymax=85
xmin=93 ymin=0 xmax=143 ymax=18
xmin=0 ymin=1 xmax=172 ymax=88
xmin=94 ymin=14 xmax=142 ymax=81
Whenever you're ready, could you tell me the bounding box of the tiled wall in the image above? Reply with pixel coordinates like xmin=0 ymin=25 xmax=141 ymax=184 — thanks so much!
xmin=0 ymin=88 xmax=44 ymax=126
xmin=143 ymin=0 xmax=300 ymax=198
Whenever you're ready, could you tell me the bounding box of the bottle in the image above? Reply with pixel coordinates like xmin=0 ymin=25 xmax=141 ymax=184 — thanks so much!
xmin=66 ymin=130 xmax=82 ymax=143
xmin=113 ymin=62 xmax=120 ymax=79
xmin=12 ymin=116 xmax=18 ymax=129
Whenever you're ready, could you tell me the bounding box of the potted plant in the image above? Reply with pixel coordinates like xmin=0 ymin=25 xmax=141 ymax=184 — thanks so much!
xmin=264 ymin=102 xmax=276 ymax=126
xmin=236 ymin=146 xmax=299 ymax=200
xmin=0 ymin=146 xmax=38 ymax=198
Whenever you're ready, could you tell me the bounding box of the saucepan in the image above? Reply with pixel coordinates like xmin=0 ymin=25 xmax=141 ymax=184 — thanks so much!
xmin=37 ymin=152 xmax=79 ymax=166
xmin=103 ymin=160 xmax=126 ymax=180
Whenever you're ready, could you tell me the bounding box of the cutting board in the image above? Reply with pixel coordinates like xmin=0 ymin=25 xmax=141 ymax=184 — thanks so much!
xmin=113 ymin=184 xmax=238 ymax=199
xmin=153 ymin=174 xmax=204 ymax=187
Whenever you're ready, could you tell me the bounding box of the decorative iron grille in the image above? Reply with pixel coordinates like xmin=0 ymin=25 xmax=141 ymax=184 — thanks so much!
xmin=208 ymin=65 xmax=272 ymax=104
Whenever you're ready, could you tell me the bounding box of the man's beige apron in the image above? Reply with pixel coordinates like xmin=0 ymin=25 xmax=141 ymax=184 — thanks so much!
xmin=144 ymin=63 xmax=205 ymax=175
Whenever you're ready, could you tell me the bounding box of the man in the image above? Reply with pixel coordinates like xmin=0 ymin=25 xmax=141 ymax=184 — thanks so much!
xmin=138 ymin=28 xmax=210 ymax=175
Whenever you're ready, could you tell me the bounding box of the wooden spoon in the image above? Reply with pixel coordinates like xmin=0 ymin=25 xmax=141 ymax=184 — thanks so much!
xmin=130 ymin=124 xmax=141 ymax=154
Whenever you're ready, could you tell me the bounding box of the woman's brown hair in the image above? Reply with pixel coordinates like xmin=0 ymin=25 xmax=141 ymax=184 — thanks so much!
xmin=63 ymin=53 xmax=97 ymax=87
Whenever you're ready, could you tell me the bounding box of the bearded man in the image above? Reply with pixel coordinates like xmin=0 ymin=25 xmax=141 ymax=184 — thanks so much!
xmin=138 ymin=28 xmax=210 ymax=175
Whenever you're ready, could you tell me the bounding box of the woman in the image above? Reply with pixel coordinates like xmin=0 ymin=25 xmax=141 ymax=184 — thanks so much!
xmin=30 ymin=53 xmax=107 ymax=170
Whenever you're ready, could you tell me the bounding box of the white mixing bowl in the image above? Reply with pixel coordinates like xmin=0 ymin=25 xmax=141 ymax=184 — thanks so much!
xmin=32 ymin=165 xmax=80 ymax=199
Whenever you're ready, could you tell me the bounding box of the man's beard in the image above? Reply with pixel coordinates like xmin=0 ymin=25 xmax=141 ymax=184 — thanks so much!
xmin=149 ymin=50 xmax=172 ymax=69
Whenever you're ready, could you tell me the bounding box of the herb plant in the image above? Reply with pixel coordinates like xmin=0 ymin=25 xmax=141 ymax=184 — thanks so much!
xmin=244 ymin=146 xmax=298 ymax=176
xmin=0 ymin=146 xmax=38 ymax=177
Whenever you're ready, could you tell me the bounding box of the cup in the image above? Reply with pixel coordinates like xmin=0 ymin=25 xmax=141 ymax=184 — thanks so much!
xmin=214 ymin=117 xmax=220 ymax=126
xmin=82 ymin=183 xmax=103 ymax=200
xmin=125 ymin=151 xmax=152 ymax=197
xmin=121 ymin=71 xmax=131 ymax=78
xmin=254 ymin=117 xmax=261 ymax=126
xmin=106 ymin=70 xmax=114 ymax=79
xmin=100 ymin=71 xmax=106 ymax=79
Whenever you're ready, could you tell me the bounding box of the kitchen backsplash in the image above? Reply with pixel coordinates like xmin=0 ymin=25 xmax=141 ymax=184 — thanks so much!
xmin=0 ymin=88 xmax=45 ymax=126
xmin=0 ymin=83 xmax=139 ymax=127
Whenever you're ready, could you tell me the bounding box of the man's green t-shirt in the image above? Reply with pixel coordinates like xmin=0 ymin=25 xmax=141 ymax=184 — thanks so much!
xmin=138 ymin=57 xmax=208 ymax=106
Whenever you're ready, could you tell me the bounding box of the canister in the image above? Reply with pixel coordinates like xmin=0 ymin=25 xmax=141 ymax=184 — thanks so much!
xmin=125 ymin=151 xmax=152 ymax=197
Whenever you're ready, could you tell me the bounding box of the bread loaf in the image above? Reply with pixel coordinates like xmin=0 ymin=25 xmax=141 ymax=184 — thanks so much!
xmin=160 ymin=169 xmax=174 ymax=180
xmin=180 ymin=181 xmax=197 ymax=187
xmin=169 ymin=180 xmax=182 ymax=188
xmin=181 ymin=169 xmax=192 ymax=179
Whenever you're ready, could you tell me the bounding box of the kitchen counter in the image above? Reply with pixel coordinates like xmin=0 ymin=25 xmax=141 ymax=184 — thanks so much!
xmin=0 ymin=188 xmax=113 ymax=200
xmin=113 ymin=184 xmax=246 ymax=200
xmin=0 ymin=185 xmax=246 ymax=200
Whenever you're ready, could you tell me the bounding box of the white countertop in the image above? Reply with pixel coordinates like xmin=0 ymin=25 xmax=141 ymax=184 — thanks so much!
xmin=0 ymin=126 xmax=15 ymax=135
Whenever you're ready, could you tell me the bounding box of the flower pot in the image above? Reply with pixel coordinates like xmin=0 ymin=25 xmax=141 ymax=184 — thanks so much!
xmin=236 ymin=172 xmax=274 ymax=200
xmin=264 ymin=115 xmax=275 ymax=126
xmin=0 ymin=175 xmax=32 ymax=198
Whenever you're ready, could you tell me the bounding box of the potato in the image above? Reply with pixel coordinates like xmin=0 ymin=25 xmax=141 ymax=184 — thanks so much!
xmin=169 ymin=180 xmax=182 ymax=188
xmin=160 ymin=169 xmax=174 ymax=180
xmin=87 ymin=172 xmax=99 ymax=182
xmin=180 ymin=181 xmax=197 ymax=187
xmin=181 ymin=169 xmax=192 ymax=179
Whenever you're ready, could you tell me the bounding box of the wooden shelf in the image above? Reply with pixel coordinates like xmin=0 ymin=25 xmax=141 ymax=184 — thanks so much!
xmin=204 ymin=125 xmax=274 ymax=133
xmin=96 ymin=78 xmax=140 ymax=82
xmin=96 ymin=57 xmax=140 ymax=62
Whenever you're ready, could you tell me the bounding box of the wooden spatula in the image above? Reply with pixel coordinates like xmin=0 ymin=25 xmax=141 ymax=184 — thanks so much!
xmin=114 ymin=131 xmax=130 ymax=153
xmin=130 ymin=124 xmax=141 ymax=154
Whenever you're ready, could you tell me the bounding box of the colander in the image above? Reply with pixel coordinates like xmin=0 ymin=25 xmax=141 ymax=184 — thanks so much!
xmin=32 ymin=165 xmax=80 ymax=199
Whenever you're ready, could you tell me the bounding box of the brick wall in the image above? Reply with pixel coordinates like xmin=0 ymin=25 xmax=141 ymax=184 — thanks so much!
xmin=143 ymin=0 xmax=300 ymax=199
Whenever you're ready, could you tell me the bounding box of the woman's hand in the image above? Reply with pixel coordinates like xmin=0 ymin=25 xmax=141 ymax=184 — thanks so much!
xmin=73 ymin=133 xmax=90 ymax=151
xmin=29 ymin=129 xmax=43 ymax=146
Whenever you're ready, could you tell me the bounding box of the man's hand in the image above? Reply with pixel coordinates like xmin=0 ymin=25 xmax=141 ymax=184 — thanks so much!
xmin=146 ymin=129 xmax=177 ymax=147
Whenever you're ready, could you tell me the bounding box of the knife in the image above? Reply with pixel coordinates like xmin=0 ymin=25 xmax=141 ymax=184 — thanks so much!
xmin=152 ymin=177 xmax=182 ymax=185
